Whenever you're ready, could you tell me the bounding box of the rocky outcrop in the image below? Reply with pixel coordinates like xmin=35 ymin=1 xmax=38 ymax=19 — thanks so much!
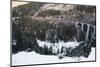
xmin=12 ymin=17 xmax=96 ymax=58
xmin=12 ymin=2 xmax=96 ymax=58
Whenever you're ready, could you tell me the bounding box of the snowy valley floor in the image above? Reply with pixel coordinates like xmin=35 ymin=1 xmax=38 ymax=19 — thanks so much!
xmin=12 ymin=47 xmax=95 ymax=66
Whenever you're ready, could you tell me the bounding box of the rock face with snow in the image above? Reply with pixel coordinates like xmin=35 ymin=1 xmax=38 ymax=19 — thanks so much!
xmin=76 ymin=22 xmax=96 ymax=47
xmin=12 ymin=18 xmax=77 ymax=54
xmin=12 ymin=2 xmax=96 ymax=59
xmin=12 ymin=17 xmax=96 ymax=58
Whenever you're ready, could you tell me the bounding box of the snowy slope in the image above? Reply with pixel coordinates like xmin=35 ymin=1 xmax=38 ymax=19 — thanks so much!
xmin=12 ymin=47 xmax=95 ymax=66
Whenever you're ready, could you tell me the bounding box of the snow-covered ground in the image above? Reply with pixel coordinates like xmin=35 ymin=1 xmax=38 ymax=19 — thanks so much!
xmin=12 ymin=41 xmax=95 ymax=66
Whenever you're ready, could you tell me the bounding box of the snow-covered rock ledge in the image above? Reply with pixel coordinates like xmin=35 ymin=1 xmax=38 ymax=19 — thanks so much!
xmin=36 ymin=40 xmax=92 ymax=58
